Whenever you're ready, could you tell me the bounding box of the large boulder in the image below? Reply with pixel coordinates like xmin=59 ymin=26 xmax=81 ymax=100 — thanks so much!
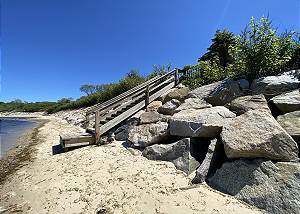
xmin=238 ymin=79 xmax=250 ymax=91
xmin=225 ymin=94 xmax=271 ymax=116
xmin=114 ymin=125 xmax=129 ymax=141
xmin=169 ymin=106 xmax=236 ymax=138
xmin=162 ymin=87 xmax=190 ymax=103
xmin=270 ymin=90 xmax=300 ymax=113
xmin=205 ymin=79 xmax=245 ymax=106
xmin=188 ymin=81 xmax=222 ymax=99
xmin=221 ymin=110 xmax=298 ymax=161
xmin=188 ymin=79 xmax=244 ymax=106
xmin=142 ymin=138 xmax=200 ymax=174
xmin=277 ymin=111 xmax=300 ymax=144
xmin=146 ymin=101 xmax=162 ymax=112
xmin=128 ymin=122 xmax=169 ymax=147
xmin=174 ymin=98 xmax=212 ymax=113
xmin=192 ymin=139 xmax=226 ymax=184
xmin=158 ymin=99 xmax=181 ymax=115
xmin=250 ymin=70 xmax=300 ymax=100
xmin=209 ymin=159 xmax=300 ymax=214
xmin=139 ymin=111 xmax=162 ymax=124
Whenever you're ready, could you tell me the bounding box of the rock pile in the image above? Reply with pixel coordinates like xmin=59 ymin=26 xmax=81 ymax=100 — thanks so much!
xmin=113 ymin=70 xmax=300 ymax=214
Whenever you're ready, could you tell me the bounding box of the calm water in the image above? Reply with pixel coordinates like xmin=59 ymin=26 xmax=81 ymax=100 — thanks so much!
xmin=0 ymin=118 xmax=36 ymax=158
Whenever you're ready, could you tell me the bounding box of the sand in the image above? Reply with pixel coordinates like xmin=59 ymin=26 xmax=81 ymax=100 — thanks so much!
xmin=0 ymin=116 xmax=263 ymax=214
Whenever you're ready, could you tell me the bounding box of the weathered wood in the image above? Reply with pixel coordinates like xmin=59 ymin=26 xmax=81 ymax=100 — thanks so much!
xmin=95 ymin=110 xmax=100 ymax=144
xmin=98 ymin=78 xmax=175 ymax=135
xmin=145 ymin=85 xmax=150 ymax=107
xmin=175 ymin=69 xmax=179 ymax=85
xmin=82 ymin=70 xmax=179 ymax=143
xmin=60 ymin=133 xmax=94 ymax=149
xmin=85 ymin=72 xmax=168 ymax=115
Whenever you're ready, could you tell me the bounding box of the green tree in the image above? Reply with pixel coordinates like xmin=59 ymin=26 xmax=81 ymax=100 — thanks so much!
xmin=198 ymin=30 xmax=236 ymax=68
xmin=80 ymin=84 xmax=96 ymax=95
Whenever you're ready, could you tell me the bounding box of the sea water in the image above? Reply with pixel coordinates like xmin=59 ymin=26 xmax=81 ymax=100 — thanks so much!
xmin=0 ymin=118 xmax=36 ymax=158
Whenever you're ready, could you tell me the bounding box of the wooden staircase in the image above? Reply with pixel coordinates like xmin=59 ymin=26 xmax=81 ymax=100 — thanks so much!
xmin=60 ymin=69 xmax=180 ymax=150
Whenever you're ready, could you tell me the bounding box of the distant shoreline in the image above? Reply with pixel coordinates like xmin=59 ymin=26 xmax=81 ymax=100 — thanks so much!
xmin=0 ymin=117 xmax=48 ymax=185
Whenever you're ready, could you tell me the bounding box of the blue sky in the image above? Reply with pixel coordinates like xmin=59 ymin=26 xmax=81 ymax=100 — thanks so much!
xmin=1 ymin=0 xmax=299 ymax=102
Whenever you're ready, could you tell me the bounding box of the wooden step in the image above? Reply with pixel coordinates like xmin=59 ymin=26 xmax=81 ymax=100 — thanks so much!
xmin=60 ymin=133 xmax=95 ymax=152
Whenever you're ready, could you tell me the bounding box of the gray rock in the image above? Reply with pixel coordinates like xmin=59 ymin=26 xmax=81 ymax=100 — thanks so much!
xmin=209 ymin=159 xmax=300 ymax=214
xmin=270 ymin=90 xmax=300 ymax=113
xmin=127 ymin=148 xmax=142 ymax=156
xmin=142 ymin=138 xmax=200 ymax=174
xmin=126 ymin=110 xmax=145 ymax=126
xmin=188 ymin=81 xmax=221 ymax=99
xmin=221 ymin=110 xmax=298 ymax=161
xmin=250 ymin=70 xmax=300 ymax=99
xmin=139 ymin=111 xmax=161 ymax=124
xmin=163 ymin=87 xmax=190 ymax=103
xmin=225 ymin=94 xmax=271 ymax=116
xmin=188 ymin=79 xmax=244 ymax=106
xmin=169 ymin=106 xmax=236 ymax=138
xmin=205 ymin=79 xmax=244 ymax=106
xmin=146 ymin=101 xmax=163 ymax=112
xmin=277 ymin=111 xmax=300 ymax=143
xmin=238 ymin=79 xmax=250 ymax=91
xmin=192 ymin=139 xmax=226 ymax=184
xmin=158 ymin=99 xmax=181 ymax=115
xmin=114 ymin=125 xmax=129 ymax=141
xmin=174 ymin=98 xmax=212 ymax=113
xmin=127 ymin=122 xmax=169 ymax=147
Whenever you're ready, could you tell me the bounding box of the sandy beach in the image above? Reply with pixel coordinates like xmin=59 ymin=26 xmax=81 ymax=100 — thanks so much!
xmin=0 ymin=115 xmax=263 ymax=214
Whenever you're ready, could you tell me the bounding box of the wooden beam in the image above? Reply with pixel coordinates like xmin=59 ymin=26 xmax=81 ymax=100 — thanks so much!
xmin=145 ymin=85 xmax=150 ymax=108
xmin=60 ymin=133 xmax=94 ymax=149
xmin=95 ymin=110 xmax=100 ymax=144
xmin=175 ymin=69 xmax=179 ymax=85
xmin=85 ymin=69 xmax=176 ymax=114
xmin=98 ymin=78 xmax=175 ymax=135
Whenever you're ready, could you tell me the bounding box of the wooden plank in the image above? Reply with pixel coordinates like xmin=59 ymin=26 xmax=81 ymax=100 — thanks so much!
xmin=85 ymin=69 xmax=176 ymax=114
xmin=149 ymin=80 xmax=175 ymax=103
xmin=145 ymin=85 xmax=150 ymax=107
xmin=99 ymin=101 xmax=145 ymax=135
xmin=99 ymin=93 xmax=144 ymax=121
xmin=98 ymin=78 xmax=175 ymax=135
xmin=95 ymin=110 xmax=100 ymax=144
xmin=60 ymin=133 xmax=94 ymax=149
xmin=175 ymin=69 xmax=179 ymax=85
xmin=86 ymin=73 xmax=167 ymax=115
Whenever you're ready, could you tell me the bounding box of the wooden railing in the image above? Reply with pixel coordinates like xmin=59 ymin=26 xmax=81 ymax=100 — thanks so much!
xmin=85 ymin=68 xmax=181 ymax=143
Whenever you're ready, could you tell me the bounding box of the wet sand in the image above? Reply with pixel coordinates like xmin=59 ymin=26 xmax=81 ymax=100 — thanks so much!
xmin=0 ymin=118 xmax=48 ymax=185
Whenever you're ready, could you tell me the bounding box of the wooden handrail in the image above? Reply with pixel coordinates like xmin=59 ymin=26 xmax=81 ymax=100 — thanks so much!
xmin=85 ymin=69 xmax=177 ymax=114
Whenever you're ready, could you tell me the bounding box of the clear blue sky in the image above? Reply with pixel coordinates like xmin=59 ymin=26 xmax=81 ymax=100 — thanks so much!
xmin=1 ymin=0 xmax=299 ymax=102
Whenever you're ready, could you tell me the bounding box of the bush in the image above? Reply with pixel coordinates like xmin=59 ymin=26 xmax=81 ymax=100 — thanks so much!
xmin=183 ymin=16 xmax=300 ymax=88
xmin=47 ymin=66 xmax=171 ymax=113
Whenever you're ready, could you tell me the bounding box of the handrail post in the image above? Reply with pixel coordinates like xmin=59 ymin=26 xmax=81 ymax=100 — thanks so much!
xmin=95 ymin=110 xmax=100 ymax=144
xmin=174 ymin=69 xmax=179 ymax=85
xmin=84 ymin=113 xmax=89 ymax=129
xmin=145 ymin=85 xmax=150 ymax=109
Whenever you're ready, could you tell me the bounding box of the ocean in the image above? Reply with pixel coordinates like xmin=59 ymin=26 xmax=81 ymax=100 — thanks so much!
xmin=0 ymin=118 xmax=36 ymax=158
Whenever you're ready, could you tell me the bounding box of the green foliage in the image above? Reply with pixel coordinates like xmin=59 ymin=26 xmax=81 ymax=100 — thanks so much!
xmin=229 ymin=17 xmax=298 ymax=78
xmin=147 ymin=64 xmax=171 ymax=79
xmin=0 ymin=100 xmax=57 ymax=112
xmin=184 ymin=16 xmax=299 ymax=88
xmin=199 ymin=30 xmax=236 ymax=68
xmin=79 ymin=84 xmax=96 ymax=95
xmin=47 ymin=66 xmax=170 ymax=113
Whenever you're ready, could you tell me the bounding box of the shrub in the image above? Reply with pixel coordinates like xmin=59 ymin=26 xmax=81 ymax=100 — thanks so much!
xmin=183 ymin=16 xmax=299 ymax=88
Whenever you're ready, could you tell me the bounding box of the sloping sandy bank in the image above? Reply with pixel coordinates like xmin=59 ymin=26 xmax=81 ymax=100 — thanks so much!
xmin=0 ymin=116 xmax=263 ymax=214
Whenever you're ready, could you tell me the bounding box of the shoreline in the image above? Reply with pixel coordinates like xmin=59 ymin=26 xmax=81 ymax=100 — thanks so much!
xmin=0 ymin=115 xmax=262 ymax=213
xmin=0 ymin=117 xmax=48 ymax=185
